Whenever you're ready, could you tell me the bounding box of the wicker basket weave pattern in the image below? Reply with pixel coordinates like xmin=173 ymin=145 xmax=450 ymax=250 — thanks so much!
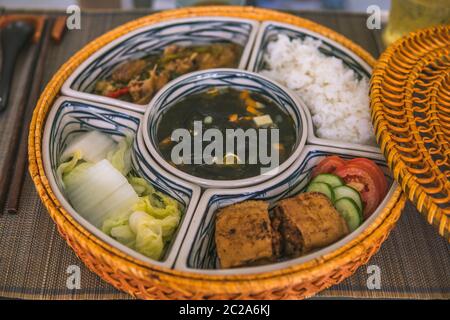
xmin=371 ymin=25 xmax=450 ymax=240
xmin=29 ymin=6 xmax=406 ymax=299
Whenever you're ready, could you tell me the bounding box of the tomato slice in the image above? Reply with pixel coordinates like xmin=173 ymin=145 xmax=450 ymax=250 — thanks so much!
xmin=312 ymin=156 xmax=346 ymax=177
xmin=335 ymin=165 xmax=381 ymax=219
xmin=347 ymin=158 xmax=388 ymax=198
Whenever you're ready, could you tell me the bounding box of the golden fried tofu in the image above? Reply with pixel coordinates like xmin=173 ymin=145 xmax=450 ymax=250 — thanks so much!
xmin=215 ymin=201 xmax=274 ymax=268
xmin=273 ymin=192 xmax=349 ymax=256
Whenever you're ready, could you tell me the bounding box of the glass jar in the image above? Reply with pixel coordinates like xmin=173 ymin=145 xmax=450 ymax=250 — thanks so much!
xmin=383 ymin=0 xmax=450 ymax=46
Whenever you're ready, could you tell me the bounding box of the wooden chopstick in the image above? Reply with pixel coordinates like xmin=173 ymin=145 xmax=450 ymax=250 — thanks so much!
xmin=51 ymin=16 xmax=66 ymax=43
xmin=1 ymin=18 xmax=52 ymax=214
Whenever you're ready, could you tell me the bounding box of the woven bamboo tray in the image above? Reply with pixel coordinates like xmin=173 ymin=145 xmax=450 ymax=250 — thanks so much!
xmin=29 ymin=6 xmax=406 ymax=299
xmin=371 ymin=25 xmax=450 ymax=241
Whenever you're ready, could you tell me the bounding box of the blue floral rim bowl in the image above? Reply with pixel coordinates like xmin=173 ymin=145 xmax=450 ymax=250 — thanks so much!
xmin=142 ymin=68 xmax=309 ymax=189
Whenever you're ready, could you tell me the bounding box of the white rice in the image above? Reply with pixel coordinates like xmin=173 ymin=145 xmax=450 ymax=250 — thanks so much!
xmin=260 ymin=34 xmax=375 ymax=145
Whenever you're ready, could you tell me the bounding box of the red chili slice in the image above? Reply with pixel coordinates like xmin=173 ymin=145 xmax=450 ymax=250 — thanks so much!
xmin=106 ymin=87 xmax=130 ymax=99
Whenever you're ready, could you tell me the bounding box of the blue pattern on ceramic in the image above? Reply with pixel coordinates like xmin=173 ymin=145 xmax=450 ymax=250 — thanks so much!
xmin=70 ymin=18 xmax=258 ymax=94
xmin=44 ymin=97 xmax=200 ymax=267
xmin=249 ymin=21 xmax=371 ymax=79
xmin=179 ymin=146 xmax=393 ymax=271
xmin=143 ymin=68 xmax=308 ymax=188
xmin=132 ymin=128 xmax=193 ymax=206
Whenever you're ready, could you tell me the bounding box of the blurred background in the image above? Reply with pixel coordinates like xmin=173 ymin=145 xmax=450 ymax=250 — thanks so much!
xmin=0 ymin=0 xmax=391 ymax=12
xmin=2 ymin=0 xmax=448 ymax=46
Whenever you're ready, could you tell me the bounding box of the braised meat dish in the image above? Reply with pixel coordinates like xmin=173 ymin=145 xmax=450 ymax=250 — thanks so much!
xmin=94 ymin=43 xmax=243 ymax=104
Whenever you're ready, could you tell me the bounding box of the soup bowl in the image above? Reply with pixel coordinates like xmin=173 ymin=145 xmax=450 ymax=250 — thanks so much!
xmin=142 ymin=68 xmax=308 ymax=189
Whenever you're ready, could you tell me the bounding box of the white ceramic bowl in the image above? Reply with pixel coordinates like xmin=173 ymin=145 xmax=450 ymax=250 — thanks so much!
xmin=141 ymin=68 xmax=309 ymax=189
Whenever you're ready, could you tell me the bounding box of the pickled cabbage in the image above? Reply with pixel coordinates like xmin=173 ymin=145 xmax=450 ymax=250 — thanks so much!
xmin=129 ymin=211 xmax=164 ymax=260
xmin=103 ymin=191 xmax=181 ymax=259
xmin=60 ymin=159 xmax=139 ymax=227
xmin=61 ymin=131 xmax=116 ymax=163
xmin=128 ymin=176 xmax=155 ymax=196
xmin=110 ymin=225 xmax=136 ymax=248
xmin=107 ymin=136 xmax=132 ymax=176
xmin=133 ymin=192 xmax=180 ymax=219
xmin=57 ymin=130 xmax=182 ymax=261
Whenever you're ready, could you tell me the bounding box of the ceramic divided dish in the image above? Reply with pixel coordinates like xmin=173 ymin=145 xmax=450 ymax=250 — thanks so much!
xmin=42 ymin=16 xmax=393 ymax=274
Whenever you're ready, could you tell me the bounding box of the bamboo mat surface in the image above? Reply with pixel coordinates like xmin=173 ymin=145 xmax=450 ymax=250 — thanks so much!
xmin=0 ymin=9 xmax=448 ymax=300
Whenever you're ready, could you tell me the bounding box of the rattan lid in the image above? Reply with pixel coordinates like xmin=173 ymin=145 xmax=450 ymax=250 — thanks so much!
xmin=371 ymin=25 xmax=450 ymax=240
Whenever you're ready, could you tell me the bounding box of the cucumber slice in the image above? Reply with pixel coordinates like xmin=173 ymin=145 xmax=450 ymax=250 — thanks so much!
xmin=334 ymin=197 xmax=362 ymax=232
xmin=311 ymin=173 xmax=344 ymax=188
xmin=333 ymin=185 xmax=363 ymax=212
xmin=306 ymin=182 xmax=335 ymax=202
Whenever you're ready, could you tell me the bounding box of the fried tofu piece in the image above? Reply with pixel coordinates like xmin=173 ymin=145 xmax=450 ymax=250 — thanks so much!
xmin=273 ymin=192 xmax=349 ymax=256
xmin=215 ymin=201 xmax=274 ymax=268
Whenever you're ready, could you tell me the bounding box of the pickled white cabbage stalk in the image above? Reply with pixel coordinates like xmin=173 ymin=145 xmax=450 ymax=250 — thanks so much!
xmin=57 ymin=131 xmax=181 ymax=260
xmin=61 ymin=130 xmax=116 ymax=163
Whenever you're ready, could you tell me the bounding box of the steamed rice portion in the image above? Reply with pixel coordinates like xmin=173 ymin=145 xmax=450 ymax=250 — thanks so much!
xmin=260 ymin=34 xmax=375 ymax=145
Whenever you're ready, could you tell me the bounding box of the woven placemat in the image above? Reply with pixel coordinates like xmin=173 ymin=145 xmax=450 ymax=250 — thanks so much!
xmin=0 ymin=10 xmax=449 ymax=300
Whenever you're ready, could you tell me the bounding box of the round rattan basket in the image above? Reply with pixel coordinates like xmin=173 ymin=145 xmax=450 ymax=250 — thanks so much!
xmin=29 ymin=6 xmax=406 ymax=299
xmin=371 ymin=25 xmax=450 ymax=241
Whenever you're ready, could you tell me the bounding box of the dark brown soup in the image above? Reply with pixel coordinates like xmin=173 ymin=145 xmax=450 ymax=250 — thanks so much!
xmin=156 ymin=87 xmax=297 ymax=180
xmin=93 ymin=43 xmax=243 ymax=104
